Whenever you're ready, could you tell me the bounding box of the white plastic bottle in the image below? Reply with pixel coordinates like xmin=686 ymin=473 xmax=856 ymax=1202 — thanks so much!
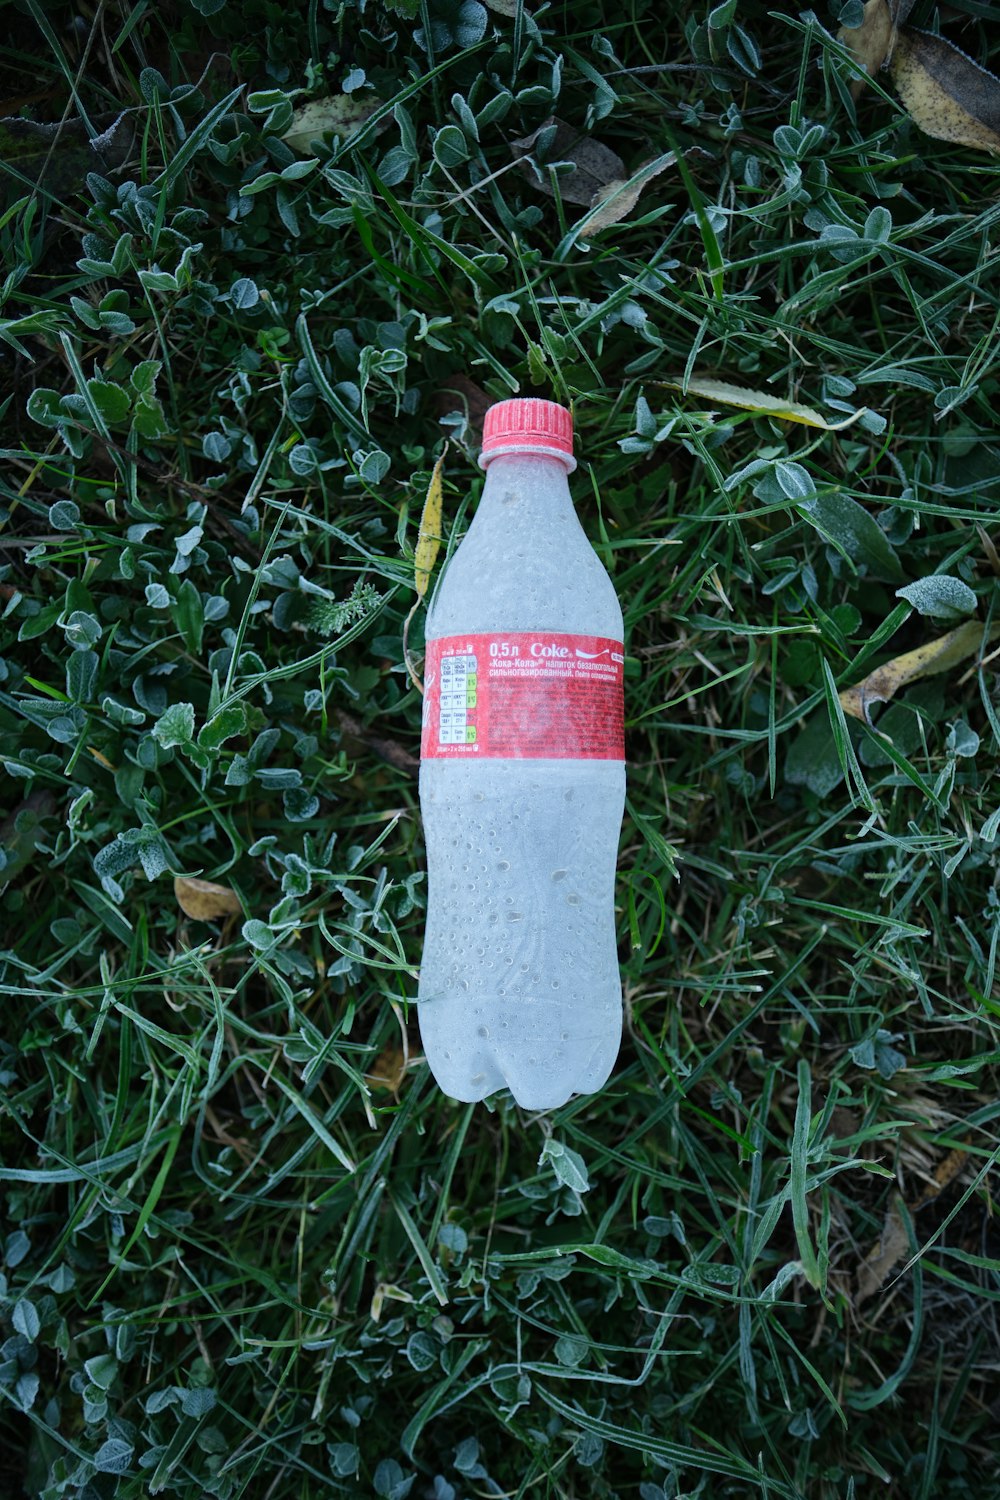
xmin=417 ymin=398 xmax=626 ymax=1109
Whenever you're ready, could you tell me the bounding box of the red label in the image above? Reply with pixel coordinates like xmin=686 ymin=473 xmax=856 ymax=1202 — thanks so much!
xmin=421 ymin=632 xmax=625 ymax=760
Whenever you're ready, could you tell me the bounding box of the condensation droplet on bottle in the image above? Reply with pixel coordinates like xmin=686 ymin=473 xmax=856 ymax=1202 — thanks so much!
xmin=551 ymin=869 xmax=567 ymax=882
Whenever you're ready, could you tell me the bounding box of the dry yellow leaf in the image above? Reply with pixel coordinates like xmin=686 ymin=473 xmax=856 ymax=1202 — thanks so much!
xmin=839 ymin=619 xmax=997 ymax=724
xmin=281 ymin=94 xmax=384 ymax=154
xmin=579 ymin=152 xmax=678 ymax=237
xmin=174 ymin=875 xmax=242 ymax=921
xmin=370 ymin=1282 xmax=414 ymax=1323
xmin=838 ymin=0 xmax=915 ymax=94
xmin=891 ymin=30 xmax=1000 ymax=154
xmin=414 ymin=448 xmax=446 ymax=599
xmin=663 ymin=376 xmax=873 ymax=431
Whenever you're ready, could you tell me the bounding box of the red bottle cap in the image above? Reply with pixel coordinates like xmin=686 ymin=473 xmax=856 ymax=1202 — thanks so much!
xmin=478 ymin=398 xmax=576 ymax=471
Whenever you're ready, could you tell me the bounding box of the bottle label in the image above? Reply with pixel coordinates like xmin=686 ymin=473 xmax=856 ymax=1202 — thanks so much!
xmin=421 ymin=632 xmax=625 ymax=761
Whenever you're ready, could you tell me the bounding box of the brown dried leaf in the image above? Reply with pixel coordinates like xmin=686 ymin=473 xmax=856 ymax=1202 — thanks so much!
xmin=839 ymin=619 xmax=998 ymax=725
xmin=513 ymin=121 xmax=696 ymax=234
xmin=857 ymin=1195 xmax=910 ymax=1305
xmin=434 ymin=373 xmax=491 ymax=449
xmin=336 ymin=710 xmax=420 ymax=776
xmin=977 ymin=524 xmax=1000 ymax=579
xmin=365 ymin=1044 xmax=408 ymax=1093
xmin=912 ymin=1142 xmax=969 ymax=1210
xmin=891 ymin=30 xmax=1000 ymax=154
xmin=857 ymin=1144 xmax=970 ymax=1305
xmin=174 ymin=875 xmax=242 ymax=921
xmin=204 ymin=1104 xmax=254 ymax=1165
xmin=512 ymin=118 xmax=625 ymax=206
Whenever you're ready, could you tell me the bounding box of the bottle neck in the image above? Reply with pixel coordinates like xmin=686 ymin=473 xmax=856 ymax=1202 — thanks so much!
xmin=478 ymin=451 xmax=574 ymax=514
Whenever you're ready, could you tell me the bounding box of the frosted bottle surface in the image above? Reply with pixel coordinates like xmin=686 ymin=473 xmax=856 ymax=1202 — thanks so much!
xmin=417 ymin=401 xmax=625 ymax=1110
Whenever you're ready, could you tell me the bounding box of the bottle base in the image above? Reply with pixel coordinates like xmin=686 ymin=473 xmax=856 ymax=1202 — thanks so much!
xmin=419 ymin=1015 xmax=620 ymax=1110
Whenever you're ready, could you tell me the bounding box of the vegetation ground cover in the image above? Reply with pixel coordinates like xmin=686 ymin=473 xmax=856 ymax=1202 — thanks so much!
xmin=2 ymin=0 xmax=1000 ymax=1495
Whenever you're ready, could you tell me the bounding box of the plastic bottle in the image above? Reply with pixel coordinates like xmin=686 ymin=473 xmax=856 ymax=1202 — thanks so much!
xmin=417 ymin=398 xmax=626 ymax=1110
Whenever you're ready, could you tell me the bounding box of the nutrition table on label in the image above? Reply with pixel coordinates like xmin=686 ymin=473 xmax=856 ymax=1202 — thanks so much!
xmin=438 ymin=653 xmax=478 ymax=745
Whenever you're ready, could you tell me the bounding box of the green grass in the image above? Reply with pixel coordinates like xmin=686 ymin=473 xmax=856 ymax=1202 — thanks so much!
xmin=2 ymin=0 xmax=1000 ymax=1495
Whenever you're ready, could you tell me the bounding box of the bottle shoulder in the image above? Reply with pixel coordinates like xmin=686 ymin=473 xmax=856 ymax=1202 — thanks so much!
xmin=427 ymin=463 xmax=622 ymax=638
xmin=427 ymin=527 xmax=622 ymax=638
